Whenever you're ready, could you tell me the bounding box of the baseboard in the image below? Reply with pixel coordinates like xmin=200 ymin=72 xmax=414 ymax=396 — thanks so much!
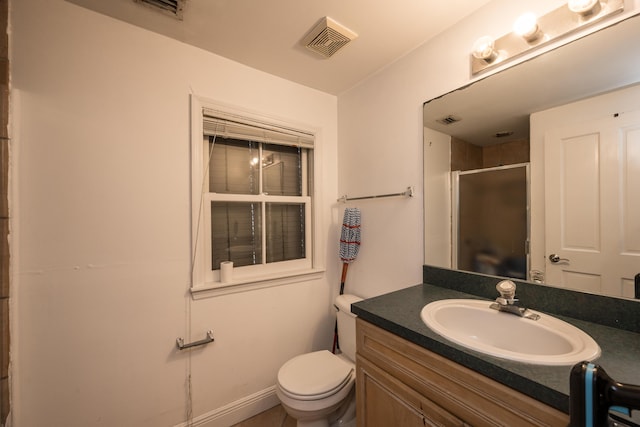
xmin=175 ymin=385 xmax=280 ymax=427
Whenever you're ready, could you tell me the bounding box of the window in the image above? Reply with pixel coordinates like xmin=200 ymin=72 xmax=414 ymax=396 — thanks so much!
xmin=190 ymin=97 xmax=323 ymax=297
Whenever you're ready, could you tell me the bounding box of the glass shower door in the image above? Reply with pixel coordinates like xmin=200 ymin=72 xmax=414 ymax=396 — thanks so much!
xmin=452 ymin=164 xmax=529 ymax=279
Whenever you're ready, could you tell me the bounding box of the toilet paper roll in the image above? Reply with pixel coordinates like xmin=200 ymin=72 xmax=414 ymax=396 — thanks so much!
xmin=220 ymin=261 xmax=233 ymax=283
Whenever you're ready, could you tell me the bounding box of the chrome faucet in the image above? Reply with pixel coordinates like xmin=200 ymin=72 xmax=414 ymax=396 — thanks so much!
xmin=490 ymin=280 xmax=540 ymax=320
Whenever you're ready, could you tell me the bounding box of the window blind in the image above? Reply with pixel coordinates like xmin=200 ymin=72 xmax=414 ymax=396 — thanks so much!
xmin=203 ymin=108 xmax=314 ymax=149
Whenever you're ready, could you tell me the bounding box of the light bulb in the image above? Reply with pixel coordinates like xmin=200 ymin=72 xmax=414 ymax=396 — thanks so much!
xmin=472 ymin=36 xmax=497 ymax=62
xmin=568 ymin=0 xmax=600 ymax=15
xmin=513 ymin=12 xmax=540 ymax=42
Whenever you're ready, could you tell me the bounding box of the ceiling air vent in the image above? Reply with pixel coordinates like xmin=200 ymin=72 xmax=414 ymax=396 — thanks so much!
xmin=436 ymin=115 xmax=461 ymax=125
xmin=133 ymin=0 xmax=185 ymax=20
xmin=494 ymin=130 xmax=514 ymax=138
xmin=303 ymin=17 xmax=358 ymax=58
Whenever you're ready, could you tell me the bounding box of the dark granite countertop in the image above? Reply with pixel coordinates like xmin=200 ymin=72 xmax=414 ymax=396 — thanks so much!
xmin=351 ymin=282 xmax=640 ymax=414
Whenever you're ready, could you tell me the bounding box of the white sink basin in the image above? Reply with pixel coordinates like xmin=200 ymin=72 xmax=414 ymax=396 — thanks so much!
xmin=420 ymin=299 xmax=600 ymax=365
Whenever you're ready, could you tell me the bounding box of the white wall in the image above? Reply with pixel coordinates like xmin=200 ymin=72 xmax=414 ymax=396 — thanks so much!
xmin=422 ymin=128 xmax=451 ymax=269
xmin=338 ymin=0 xmax=640 ymax=298
xmin=10 ymin=0 xmax=339 ymax=426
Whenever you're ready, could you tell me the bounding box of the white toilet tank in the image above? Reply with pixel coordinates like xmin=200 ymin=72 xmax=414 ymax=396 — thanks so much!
xmin=335 ymin=294 xmax=362 ymax=362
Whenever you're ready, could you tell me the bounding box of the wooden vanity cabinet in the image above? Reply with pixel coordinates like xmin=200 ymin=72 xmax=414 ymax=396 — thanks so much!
xmin=356 ymin=319 xmax=569 ymax=427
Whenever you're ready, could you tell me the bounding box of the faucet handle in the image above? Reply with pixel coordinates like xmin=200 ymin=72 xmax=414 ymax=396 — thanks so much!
xmin=496 ymin=280 xmax=517 ymax=300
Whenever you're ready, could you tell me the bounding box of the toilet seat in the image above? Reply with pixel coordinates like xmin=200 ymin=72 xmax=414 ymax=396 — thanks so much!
xmin=277 ymin=350 xmax=354 ymax=401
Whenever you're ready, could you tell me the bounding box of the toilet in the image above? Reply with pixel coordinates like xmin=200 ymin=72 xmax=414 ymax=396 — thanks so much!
xmin=276 ymin=294 xmax=362 ymax=427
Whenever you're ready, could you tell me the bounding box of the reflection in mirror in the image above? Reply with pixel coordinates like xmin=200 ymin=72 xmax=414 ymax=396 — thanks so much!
xmin=453 ymin=164 xmax=529 ymax=280
xmin=423 ymin=14 xmax=640 ymax=299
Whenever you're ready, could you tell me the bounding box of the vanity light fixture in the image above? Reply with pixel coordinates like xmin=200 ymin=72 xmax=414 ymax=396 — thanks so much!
xmin=513 ymin=12 xmax=542 ymax=42
xmin=568 ymin=0 xmax=601 ymax=16
xmin=471 ymin=0 xmax=623 ymax=74
xmin=471 ymin=36 xmax=498 ymax=62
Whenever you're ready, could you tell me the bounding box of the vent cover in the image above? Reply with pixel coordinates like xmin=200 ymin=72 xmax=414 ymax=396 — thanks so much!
xmin=436 ymin=115 xmax=461 ymax=125
xmin=134 ymin=0 xmax=185 ymax=20
xmin=494 ymin=131 xmax=514 ymax=138
xmin=303 ymin=17 xmax=358 ymax=58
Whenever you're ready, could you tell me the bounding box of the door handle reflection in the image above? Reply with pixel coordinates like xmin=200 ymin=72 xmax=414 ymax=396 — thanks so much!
xmin=549 ymin=253 xmax=570 ymax=264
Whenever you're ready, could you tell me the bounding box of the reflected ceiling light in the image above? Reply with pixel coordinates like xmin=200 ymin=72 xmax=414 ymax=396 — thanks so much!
xmin=513 ymin=12 xmax=542 ymax=42
xmin=568 ymin=0 xmax=601 ymax=16
xmin=470 ymin=0 xmax=623 ymax=75
xmin=472 ymin=36 xmax=498 ymax=62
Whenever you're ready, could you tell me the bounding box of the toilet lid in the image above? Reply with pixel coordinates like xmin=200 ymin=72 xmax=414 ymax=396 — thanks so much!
xmin=277 ymin=350 xmax=354 ymax=400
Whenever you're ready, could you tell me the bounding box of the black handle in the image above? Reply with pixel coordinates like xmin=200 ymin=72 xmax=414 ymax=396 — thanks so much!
xmin=570 ymin=362 xmax=640 ymax=426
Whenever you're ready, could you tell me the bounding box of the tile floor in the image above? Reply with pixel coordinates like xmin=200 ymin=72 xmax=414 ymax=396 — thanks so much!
xmin=230 ymin=404 xmax=296 ymax=427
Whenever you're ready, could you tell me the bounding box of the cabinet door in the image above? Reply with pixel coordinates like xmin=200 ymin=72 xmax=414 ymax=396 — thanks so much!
xmin=421 ymin=397 xmax=469 ymax=427
xmin=357 ymin=355 xmax=466 ymax=427
xmin=357 ymin=356 xmax=424 ymax=427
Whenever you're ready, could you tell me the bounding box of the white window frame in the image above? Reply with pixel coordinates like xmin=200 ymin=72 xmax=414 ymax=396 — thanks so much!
xmin=190 ymin=95 xmax=325 ymax=298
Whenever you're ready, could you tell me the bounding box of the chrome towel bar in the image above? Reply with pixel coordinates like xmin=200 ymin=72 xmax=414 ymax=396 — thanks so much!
xmin=337 ymin=186 xmax=413 ymax=203
xmin=176 ymin=330 xmax=215 ymax=350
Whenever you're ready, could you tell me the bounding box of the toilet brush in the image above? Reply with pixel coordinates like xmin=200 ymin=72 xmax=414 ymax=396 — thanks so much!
xmin=333 ymin=208 xmax=361 ymax=353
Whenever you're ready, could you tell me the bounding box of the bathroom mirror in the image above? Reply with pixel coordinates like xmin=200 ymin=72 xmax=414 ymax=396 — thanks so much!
xmin=423 ymin=13 xmax=640 ymax=299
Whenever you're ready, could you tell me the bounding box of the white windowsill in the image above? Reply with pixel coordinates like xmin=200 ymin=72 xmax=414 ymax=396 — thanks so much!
xmin=190 ymin=268 xmax=325 ymax=299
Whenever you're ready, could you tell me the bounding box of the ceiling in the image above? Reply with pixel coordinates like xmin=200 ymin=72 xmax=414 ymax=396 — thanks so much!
xmin=66 ymin=0 xmax=494 ymax=95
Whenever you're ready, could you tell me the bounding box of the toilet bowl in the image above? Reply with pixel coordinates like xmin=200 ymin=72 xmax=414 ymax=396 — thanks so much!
xmin=276 ymin=294 xmax=362 ymax=427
